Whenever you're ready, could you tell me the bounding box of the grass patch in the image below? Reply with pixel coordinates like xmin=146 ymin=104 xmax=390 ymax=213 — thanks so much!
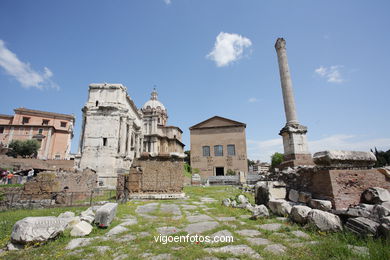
xmin=0 ymin=184 xmax=23 ymax=188
xmin=1 ymin=185 xmax=389 ymax=260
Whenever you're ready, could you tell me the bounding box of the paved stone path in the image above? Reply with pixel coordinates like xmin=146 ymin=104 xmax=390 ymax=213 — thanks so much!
xmin=63 ymin=198 xmax=323 ymax=260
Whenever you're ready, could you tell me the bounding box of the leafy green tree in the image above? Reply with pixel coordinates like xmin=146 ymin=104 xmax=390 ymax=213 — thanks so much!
xmin=247 ymin=159 xmax=255 ymax=170
xmin=183 ymin=163 xmax=192 ymax=173
xmin=7 ymin=139 xmax=40 ymax=158
xmin=183 ymin=163 xmax=192 ymax=178
xmin=371 ymin=148 xmax=390 ymax=167
xmin=271 ymin=152 xmax=284 ymax=168
xmin=184 ymin=150 xmax=191 ymax=165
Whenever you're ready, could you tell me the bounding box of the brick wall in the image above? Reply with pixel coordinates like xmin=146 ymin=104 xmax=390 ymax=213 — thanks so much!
xmin=0 ymin=155 xmax=75 ymax=171
xmin=286 ymin=167 xmax=390 ymax=210
xmin=117 ymin=156 xmax=184 ymax=199
xmin=23 ymin=169 xmax=97 ymax=200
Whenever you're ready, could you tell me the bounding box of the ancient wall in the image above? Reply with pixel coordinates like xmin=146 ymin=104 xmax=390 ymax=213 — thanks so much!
xmin=0 ymin=155 xmax=75 ymax=171
xmin=78 ymin=83 xmax=143 ymax=187
xmin=327 ymin=169 xmax=390 ymax=209
xmin=117 ymin=156 xmax=184 ymax=199
xmin=23 ymin=169 xmax=97 ymax=200
xmin=285 ymin=167 xmax=390 ymax=210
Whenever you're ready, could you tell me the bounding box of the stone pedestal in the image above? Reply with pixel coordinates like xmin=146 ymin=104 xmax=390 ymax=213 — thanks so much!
xmin=279 ymin=124 xmax=313 ymax=167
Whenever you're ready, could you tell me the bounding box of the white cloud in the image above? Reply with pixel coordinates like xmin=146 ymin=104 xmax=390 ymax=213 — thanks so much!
xmin=0 ymin=39 xmax=58 ymax=89
xmin=315 ymin=65 xmax=344 ymax=83
xmin=247 ymin=138 xmax=283 ymax=162
xmin=207 ymin=32 xmax=252 ymax=67
xmin=164 ymin=0 xmax=171 ymax=4
xmin=248 ymin=97 xmax=258 ymax=103
xmin=248 ymin=134 xmax=390 ymax=163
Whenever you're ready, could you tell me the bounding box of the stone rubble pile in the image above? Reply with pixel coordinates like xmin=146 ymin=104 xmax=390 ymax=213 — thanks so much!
xmin=223 ymin=181 xmax=390 ymax=237
xmin=6 ymin=202 xmax=118 ymax=251
xmin=221 ymin=194 xmax=270 ymax=219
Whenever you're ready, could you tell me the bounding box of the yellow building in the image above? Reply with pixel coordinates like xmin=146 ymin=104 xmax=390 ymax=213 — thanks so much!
xmin=189 ymin=116 xmax=248 ymax=179
xmin=0 ymin=108 xmax=75 ymax=159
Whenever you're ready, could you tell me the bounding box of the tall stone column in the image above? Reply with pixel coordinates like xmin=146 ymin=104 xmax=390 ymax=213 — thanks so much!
xmin=78 ymin=113 xmax=86 ymax=153
xmin=275 ymin=38 xmax=298 ymax=125
xmin=275 ymin=38 xmax=313 ymax=168
xmin=126 ymin=126 xmax=132 ymax=156
xmin=119 ymin=117 xmax=127 ymax=155
xmin=140 ymin=136 xmax=144 ymax=154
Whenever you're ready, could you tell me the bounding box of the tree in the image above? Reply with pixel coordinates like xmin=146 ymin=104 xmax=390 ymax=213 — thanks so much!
xmin=271 ymin=152 xmax=284 ymax=168
xmin=371 ymin=148 xmax=390 ymax=167
xmin=7 ymin=139 xmax=40 ymax=158
xmin=184 ymin=150 xmax=191 ymax=165
xmin=247 ymin=159 xmax=255 ymax=170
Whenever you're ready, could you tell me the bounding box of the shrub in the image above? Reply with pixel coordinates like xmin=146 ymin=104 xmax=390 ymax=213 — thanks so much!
xmin=6 ymin=139 xmax=40 ymax=158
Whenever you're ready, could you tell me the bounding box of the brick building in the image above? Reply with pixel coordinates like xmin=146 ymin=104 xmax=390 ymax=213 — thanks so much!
xmin=189 ymin=116 xmax=248 ymax=179
xmin=0 ymin=108 xmax=75 ymax=159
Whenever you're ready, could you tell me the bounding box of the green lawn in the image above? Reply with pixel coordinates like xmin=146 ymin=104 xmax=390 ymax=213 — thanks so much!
xmin=0 ymin=186 xmax=389 ymax=260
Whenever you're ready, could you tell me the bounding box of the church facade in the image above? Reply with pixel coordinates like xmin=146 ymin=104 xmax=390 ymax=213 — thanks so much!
xmin=77 ymin=84 xmax=184 ymax=187
xmin=141 ymin=89 xmax=185 ymax=157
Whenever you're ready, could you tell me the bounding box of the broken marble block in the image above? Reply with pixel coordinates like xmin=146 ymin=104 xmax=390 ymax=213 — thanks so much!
xmin=288 ymin=189 xmax=299 ymax=202
xmin=255 ymin=181 xmax=286 ymax=206
xmin=80 ymin=207 xmax=95 ymax=218
xmin=58 ymin=211 xmax=75 ymax=218
xmin=361 ymin=187 xmax=390 ymax=205
xmin=250 ymin=204 xmax=269 ymax=219
xmin=307 ymin=209 xmax=343 ymax=232
xmin=70 ymin=221 xmax=93 ymax=237
xmin=65 ymin=216 xmax=81 ymax=230
xmin=237 ymin=195 xmax=249 ymax=205
xmin=290 ymin=205 xmax=312 ymax=224
xmin=345 ymin=217 xmax=380 ymax=236
xmin=309 ymin=199 xmax=332 ymax=211
xmin=222 ymin=198 xmax=231 ymax=207
xmin=81 ymin=215 xmax=95 ymax=224
xmin=11 ymin=217 xmax=68 ymax=244
xmin=313 ymin=150 xmax=376 ymax=168
xmin=95 ymin=203 xmax=118 ymax=228
xmin=268 ymin=199 xmax=293 ymax=216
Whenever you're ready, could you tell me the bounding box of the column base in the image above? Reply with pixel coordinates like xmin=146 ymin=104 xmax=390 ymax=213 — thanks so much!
xmin=280 ymin=153 xmax=314 ymax=169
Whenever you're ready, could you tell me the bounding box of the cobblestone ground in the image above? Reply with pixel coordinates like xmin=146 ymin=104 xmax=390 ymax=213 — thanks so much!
xmin=64 ymin=187 xmax=320 ymax=260
xmin=3 ymin=186 xmax=374 ymax=260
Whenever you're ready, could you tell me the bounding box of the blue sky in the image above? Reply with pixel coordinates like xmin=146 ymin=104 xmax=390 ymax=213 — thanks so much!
xmin=1 ymin=0 xmax=389 ymax=162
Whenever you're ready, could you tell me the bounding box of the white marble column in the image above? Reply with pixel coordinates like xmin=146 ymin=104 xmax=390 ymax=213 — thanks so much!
xmin=119 ymin=117 xmax=127 ymax=155
xmin=127 ymin=126 xmax=132 ymax=156
xmin=78 ymin=115 xmax=86 ymax=153
xmin=275 ymin=38 xmax=299 ymax=125
xmin=140 ymin=137 xmax=144 ymax=153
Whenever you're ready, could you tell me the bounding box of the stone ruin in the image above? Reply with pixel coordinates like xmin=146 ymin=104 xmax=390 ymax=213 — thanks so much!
xmin=1 ymin=169 xmax=98 ymax=209
xmin=116 ymin=153 xmax=185 ymax=200
xmin=252 ymin=150 xmax=390 ymax=237
xmin=272 ymin=150 xmax=389 ymax=210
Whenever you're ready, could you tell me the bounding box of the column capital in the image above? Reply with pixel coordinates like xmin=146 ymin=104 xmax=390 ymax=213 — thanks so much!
xmin=275 ymin=38 xmax=286 ymax=50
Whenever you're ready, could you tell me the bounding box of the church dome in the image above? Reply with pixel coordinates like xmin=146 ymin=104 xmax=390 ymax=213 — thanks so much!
xmin=142 ymin=89 xmax=166 ymax=110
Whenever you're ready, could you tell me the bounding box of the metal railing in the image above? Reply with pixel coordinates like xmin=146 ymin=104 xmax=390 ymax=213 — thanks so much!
xmin=0 ymin=189 xmax=119 ymax=211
